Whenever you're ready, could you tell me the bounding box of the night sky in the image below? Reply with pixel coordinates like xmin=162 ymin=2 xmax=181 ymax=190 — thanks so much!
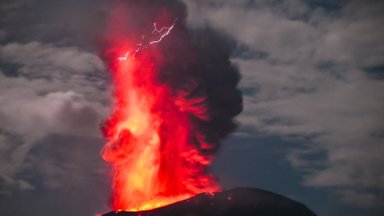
xmin=0 ymin=0 xmax=383 ymax=216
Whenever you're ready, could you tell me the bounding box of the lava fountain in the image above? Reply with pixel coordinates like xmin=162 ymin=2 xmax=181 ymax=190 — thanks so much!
xmin=100 ymin=0 xmax=242 ymax=212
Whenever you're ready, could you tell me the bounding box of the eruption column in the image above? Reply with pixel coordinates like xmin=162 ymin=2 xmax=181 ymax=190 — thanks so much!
xmin=101 ymin=23 xmax=219 ymax=211
xmin=100 ymin=0 xmax=242 ymax=212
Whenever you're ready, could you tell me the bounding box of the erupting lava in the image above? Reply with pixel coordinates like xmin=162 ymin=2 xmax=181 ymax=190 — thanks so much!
xmin=100 ymin=0 xmax=242 ymax=212
xmin=101 ymin=19 xmax=219 ymax=211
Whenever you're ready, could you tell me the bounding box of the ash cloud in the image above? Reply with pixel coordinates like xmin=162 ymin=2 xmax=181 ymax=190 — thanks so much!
xmin=102 ymin=0 xmax=243 ymax=155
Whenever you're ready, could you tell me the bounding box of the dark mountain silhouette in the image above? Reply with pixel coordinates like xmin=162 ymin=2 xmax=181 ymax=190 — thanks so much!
xmin=103 ymin=187 xmax=317 ymax=216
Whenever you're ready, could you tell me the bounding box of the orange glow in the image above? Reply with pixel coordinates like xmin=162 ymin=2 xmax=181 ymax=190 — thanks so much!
xmin=101 ymin=23 xmax=219 ymax=210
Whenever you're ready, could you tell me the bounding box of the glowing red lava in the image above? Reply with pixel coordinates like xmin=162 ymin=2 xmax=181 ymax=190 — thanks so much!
xmin=101 ymin=17 xmax=219 ymax=211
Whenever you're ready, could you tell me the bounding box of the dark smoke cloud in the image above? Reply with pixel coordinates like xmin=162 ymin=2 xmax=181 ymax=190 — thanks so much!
xmin=162 ymin=26 xmax=243 ymax=154
xmin=102 ymin=0 xmax=243 ymax=155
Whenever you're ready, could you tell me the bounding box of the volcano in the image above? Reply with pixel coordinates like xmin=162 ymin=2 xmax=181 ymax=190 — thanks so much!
xmin=103 ymin=187 xmax=317 ymax=216
xmin=100 ymin=1 xmax=316 ymax=214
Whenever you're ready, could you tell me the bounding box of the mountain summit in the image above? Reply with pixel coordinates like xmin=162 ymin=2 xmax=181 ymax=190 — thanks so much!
xmin=103 ymin=187 xmax=317 ymax=216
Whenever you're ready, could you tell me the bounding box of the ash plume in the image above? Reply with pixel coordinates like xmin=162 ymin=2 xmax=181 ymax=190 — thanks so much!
xmin=102 ymin=0 xmax=242 ymax=157
xmin=99 ymin=0 xmax=243 ymax=210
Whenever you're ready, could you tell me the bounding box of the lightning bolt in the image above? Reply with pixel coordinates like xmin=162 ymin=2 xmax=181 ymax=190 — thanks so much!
xmin=149 ymin=18 xmax=177 ymax=45
xmin=118 ymin=18 xmax=177 ymax=61
xmin=118 ymin=52 xmax=130 ymax=61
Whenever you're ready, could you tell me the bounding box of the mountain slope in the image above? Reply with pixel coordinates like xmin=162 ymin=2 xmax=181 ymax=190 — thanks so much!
xmin=103 ymin=187 xmax=317 ymax=216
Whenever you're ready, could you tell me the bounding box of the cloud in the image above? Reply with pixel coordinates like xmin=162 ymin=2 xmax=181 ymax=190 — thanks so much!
xmin=0 ymin=135 xmax=110 ymax=216
xmin=1 ymin=0 xmax=108 ymax=48
xmin=338 ymin=190 xmax=384 ymax=208
xmin=0 ymin=41 xmax=110 ymax=192
xmin=0 ymin=1 xmax=120 ymax=214
xmin=185 ymin=0 xmax=318 ymax=63
xmin=313 ymin=0 xmax=384 ymax=67
xmin=184 ymin=0 xmax=384 ymax=207
xmin=0 ymin=41 xmax=104 ymax=74
xmin=0 ymin=30 xmax=7 ymax=41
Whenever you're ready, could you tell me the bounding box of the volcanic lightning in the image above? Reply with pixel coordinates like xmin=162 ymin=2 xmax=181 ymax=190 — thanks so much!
xmin=118 ymin=19 xmax=177 ymax=61
xmin=149 ymin=18 xmax=177 ymax=45
xmin=101 ymin=0 xmax=242 ymax=213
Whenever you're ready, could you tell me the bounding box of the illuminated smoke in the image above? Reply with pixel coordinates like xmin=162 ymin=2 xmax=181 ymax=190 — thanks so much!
xmin=100 ymin=0 xmax=242 ymax=211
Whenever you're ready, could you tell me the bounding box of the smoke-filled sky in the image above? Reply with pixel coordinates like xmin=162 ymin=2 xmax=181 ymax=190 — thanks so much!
xmin=0 ymin=0 xmax=383 ymax=216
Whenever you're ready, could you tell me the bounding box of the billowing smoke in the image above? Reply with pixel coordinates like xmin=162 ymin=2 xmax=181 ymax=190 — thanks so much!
xmin=100 ymin=0 xmax=242 ymax=211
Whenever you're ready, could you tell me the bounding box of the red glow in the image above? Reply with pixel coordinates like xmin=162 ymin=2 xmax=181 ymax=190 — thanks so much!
xmin=101 ymin=13 xmax=219 ymax=211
